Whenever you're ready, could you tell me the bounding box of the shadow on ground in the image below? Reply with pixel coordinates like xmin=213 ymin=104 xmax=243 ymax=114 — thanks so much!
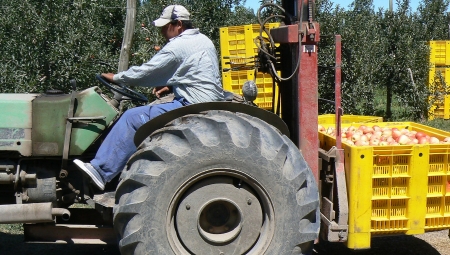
xmin=0 ymin=232 xmax=120 ymax=255
xmin=315 ymin=234 xmax=441 ymax=255
xmin=0 ymin=231 xmax=445 ymax=255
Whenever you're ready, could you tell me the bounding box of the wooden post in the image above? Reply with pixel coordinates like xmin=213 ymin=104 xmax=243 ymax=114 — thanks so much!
xmin=118 ymin=0 xmax=136 ymax=72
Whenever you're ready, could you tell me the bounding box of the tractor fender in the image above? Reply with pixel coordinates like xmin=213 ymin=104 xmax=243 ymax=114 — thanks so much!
xmin=134 ymin=101 xmax=289 ymax=147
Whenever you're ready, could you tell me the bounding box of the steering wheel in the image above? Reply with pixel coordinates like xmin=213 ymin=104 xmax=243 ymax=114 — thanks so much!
xmin=96 ymin=74 xmax=148 ymax=103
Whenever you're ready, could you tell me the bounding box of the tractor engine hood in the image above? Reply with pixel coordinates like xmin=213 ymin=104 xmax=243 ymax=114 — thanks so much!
xmin=0 ymin=94 xmax=38 ymax=156
xmin=0 ymin=87 xmax=119 ymax=157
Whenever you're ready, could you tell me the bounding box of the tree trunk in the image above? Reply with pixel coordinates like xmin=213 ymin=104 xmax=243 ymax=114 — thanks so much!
xmin=118 ymin=0 xmax=136 ymax=72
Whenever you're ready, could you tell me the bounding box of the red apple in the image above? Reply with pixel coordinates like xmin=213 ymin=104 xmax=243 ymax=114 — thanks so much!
xmin=346 ymin=131 xmax=354 ymax=139
xmin=418 ymin=137 xmax=428 ymax=144
xmin=415 ymin=132 xmax=426 ymax=139
xmin=392 ymin=129 xmax=402 ymax=140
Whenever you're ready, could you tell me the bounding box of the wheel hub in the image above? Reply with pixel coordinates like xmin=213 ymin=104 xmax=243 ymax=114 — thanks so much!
xmin=175 ymin=176 xmax=263 ymax=254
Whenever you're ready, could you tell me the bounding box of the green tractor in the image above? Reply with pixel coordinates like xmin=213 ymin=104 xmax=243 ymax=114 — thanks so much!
xmin=0 ymin=74 xmax=319 ymax=254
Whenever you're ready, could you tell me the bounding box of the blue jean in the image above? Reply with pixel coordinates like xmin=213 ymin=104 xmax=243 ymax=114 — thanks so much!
xmin=91 ymin=97 xmax=189 ymax=182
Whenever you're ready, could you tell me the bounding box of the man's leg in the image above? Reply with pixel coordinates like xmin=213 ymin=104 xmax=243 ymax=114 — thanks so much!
xmin=77 ymin=100 xmax=185 ymax=188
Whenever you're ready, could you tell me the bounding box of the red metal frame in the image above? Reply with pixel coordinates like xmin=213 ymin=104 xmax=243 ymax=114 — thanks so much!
xmin=272 ymin=1 xmax=349 ymax=242
xmin=297 ymin=0 xmax=320 ymax=182
xmin=335 ymin=35 xmax=342 ymax=149
xmin=298 ymin=36 xmax=319 ymax=182
xmin=270 ymin=0 xmax=320 ymax=182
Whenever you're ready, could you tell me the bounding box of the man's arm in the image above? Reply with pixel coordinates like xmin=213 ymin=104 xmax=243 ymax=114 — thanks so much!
xmin=112 ymin=50 xmax=178 ymax=87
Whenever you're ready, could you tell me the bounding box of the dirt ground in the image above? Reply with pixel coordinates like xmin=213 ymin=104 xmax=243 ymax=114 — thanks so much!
xmin=0 ymin=228 xmax=449 ymax=255
xmin=314 ymin=230 xmax=450 ymax=255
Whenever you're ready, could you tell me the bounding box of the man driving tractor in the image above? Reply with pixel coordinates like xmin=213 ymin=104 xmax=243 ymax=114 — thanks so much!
xmin=74 ymin=4 xmax=225 ymax=190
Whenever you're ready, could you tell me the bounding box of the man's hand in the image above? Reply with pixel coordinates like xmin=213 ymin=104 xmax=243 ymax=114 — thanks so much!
xmin=152 ymin=86 xmax=170 ymax=98
xmin=101 ymin=73 xmax=115 ymax=83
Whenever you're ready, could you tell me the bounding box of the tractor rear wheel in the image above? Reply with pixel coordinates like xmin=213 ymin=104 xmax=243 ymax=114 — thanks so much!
xmin=113 ymin=110 xmax=319 ymax=255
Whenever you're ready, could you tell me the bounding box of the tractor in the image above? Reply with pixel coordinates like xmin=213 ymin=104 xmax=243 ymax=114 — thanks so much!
xmin=0 ymin=0 xmax=330 ymax=254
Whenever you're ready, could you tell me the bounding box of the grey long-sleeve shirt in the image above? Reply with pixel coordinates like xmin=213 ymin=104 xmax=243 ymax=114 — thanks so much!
xmin=113 ymin=29 xmax=224 ymax=104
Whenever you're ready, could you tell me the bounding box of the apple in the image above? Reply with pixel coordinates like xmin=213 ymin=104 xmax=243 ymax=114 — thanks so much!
xmin=346 ymin=131 xmax=354 ymax=139
xmin=383 ymin=129 xmax=392 ymax=137
xmin=358 ymin=125 xmax=367 ymax=132
xmin=345 ymin=140 xmax=355 ymax=146
xmin=392 ymin=129 xmax=402 ymax=140
xmin=370 ymin=137 xmax=380 ymax=146
xmin=400 ymin=128 xmax=410 ymax=135
xmin=372 ymin=125 xmax=381 ymax=132
xmin=348 ymin=125 xmax=357 ymax=132
xmin=398 ymin=135 xmax=411 ymax=145
xmin=318 ymin=124 xmax=325 ymax=132
xmin=418 ymin=137 xmax=428 ymax=144
xmin=373 ymin=131 xmax=382 ymax=138
xmin=360 ymin=135 xmax=369 ymax=142
xmin=415 ymin=132 xmax=426 ymax=139
xmin=326 ymin=127 xmax=334 ymax=135
xmin=351 ymin=133 xmax=361 ymax=143
xmin=355 ymin=140 xmax=369 ymax=146
xmin=430 ymin=137 xmax=440 ymax=144
xmin=386 ymin=136 xmax=395 ymax=143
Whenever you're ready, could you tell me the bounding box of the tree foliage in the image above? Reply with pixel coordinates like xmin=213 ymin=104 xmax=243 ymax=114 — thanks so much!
xmin=316 ymin=0 xmax=449 ymax=121
xmin=0 ymin=0 xmax=256 ymax=94
xmin=0 ymin=0 xmax=125 ymax=93
xmin=2 ymin=0 xmax=450 ymax=121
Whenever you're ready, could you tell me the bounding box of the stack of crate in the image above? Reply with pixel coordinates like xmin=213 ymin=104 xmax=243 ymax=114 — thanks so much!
xmin=428 ymin=41 xmax=450 ymax=120
xmin=219 ymin=23 xmax=280 ymax=110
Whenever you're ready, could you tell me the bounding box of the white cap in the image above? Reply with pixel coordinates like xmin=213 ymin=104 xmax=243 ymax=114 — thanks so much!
xmin=152 ymin=5 xmax=190 ymax=27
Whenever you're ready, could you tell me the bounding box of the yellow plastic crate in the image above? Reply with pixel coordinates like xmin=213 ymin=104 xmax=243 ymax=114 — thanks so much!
xmin=428 ymin=95 xmax=450 ymax=120
xmin=318 ymin=122 xmax=450 ymax=249
xmin=428 ymin=67 xmax=450 ymax=92
xmin=219 ymin=23 xmax=280 ymax=69
xmin=318 ymin=114 xmax=383 ymax=125
xmin=222 ymin=70 xmax=278 ymax=110
xmin=429 ymin=41 xmax=450 ymax=66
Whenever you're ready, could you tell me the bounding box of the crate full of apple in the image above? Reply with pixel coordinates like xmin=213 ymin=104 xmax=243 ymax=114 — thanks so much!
xmin=319 ymin=121 xmax=450 ymax=247
xmin=318 ymin=122 xmax=450 ymax=146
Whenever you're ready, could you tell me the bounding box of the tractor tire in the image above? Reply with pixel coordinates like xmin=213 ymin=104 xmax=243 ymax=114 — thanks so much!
xmin=113 ymin=110 xmax=320 ymax=255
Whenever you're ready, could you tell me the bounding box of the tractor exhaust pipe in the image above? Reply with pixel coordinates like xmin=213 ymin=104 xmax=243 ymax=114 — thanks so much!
xmin=0 ymin=202 xmax=70 ymax=224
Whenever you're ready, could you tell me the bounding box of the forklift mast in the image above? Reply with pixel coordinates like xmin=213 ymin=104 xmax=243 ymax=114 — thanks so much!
xmin=270 ymin=0 xmax=320 ymax=182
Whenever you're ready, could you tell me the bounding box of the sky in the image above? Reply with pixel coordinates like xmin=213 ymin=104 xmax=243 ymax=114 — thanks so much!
xmin=244 ymin=0 xmax=421 ymax=12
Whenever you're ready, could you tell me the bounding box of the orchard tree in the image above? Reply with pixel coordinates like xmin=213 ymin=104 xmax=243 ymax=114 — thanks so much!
xmin=0 ymin=0 xmax=256 ymax=93
xmin=316 ymin=0 xmax=382 ymax=116
xmin=417 ymin=0 xmax=450 ymax=40
xmin=377 ymin=0 xmax=435 ymax=121
xmin=0 ymin=0 xmax=125 ymax=93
